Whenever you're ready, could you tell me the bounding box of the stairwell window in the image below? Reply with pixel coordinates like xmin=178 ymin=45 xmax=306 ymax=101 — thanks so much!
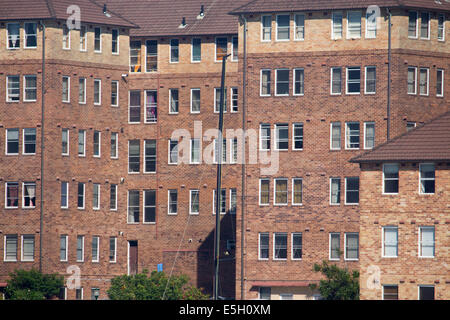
xmin=294 ymin=14 xmax=305 ymax=40
xmin=437 ymin=69 xmax=444 ymax=97
xmin=146 ymin=40 xmax=158 ymax=71
xmin=347 ymin=11 xmax=362 ymax=39
xmin=419 ymin=163 xmax=435 ymax=194
xmin=276 ymin=15 xmax=290 ymax=41
xmin=24 ymin=22 xmax=37 ymax=48
xmin=261 ymin=15 xmax=272 ymax=41
xmin=408 ymin=11 xmax=418 ymax=38
xmin=438 ymin=14 xmax=445 ymax=41
xmin=332 ymin=12 xmax=343 ymax=39
xmin=170 ymin=39 xmax=179 ymax=63
xmin=420 ymin=12 xmax=430 ymax=40
xmin=7 ymin=75 xmax=20 ymax=102
xmin=419 ymin=68 xmax=429 ymax=96
xmin=345 ymin=177 xmax=359 ymax=205
xmin=7 ymin=23 xmax=20 ymax=49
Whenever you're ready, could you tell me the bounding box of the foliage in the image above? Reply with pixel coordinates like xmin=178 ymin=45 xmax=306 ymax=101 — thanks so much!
xmin=5 ymin=269 xmax=64 ymax=300
xmin=310 ymin=261 xmax=359 ymax=300
xmin=107 ymin=270 xmax=209 ymax=300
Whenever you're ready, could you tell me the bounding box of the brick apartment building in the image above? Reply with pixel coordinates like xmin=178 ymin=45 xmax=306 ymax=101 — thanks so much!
xmin=0 ymin=0 xmax=448 ymax=300
xmin=352 ymin=111 xmax=450 ymax=300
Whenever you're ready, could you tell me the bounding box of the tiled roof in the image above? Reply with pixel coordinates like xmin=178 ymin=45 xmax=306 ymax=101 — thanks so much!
xmin=0 ymin=0 xmax=137 ymax=28
xmin=351 ymin=111 xmax=450 ymax=163
xmin=105 ymin=0 xmax=249 ymax=37
xmin=230 ymin=0 xmax=450 ymax=14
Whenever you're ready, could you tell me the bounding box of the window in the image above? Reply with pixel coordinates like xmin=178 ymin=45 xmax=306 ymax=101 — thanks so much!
xmin=330 ymin=178 xmax=341 ymax=205
xmin=406 ymin=122 xmax=416 ymax=131
xmin=293 ymin=68 xmax=304 ymax=95
xmin=21 ymin=235 xmax=35 ymax=261
xmin=346 ymin=67 xmax=361 ymax=94
xmin=259 ymin=233 xmax=269 ymax=260
xmin=259 ymin=287 xmax=271 ymax=300
xmin=6 ymin=128 xmax=19 ymax=155
xmin=22 ymin=182 xmax=36 ymax=208
xmin=129 ymin=91 xmax=141 ymax=123
xmin=275 ymin=69 xmax=289 ymax=96
xmin=94 ymin=27 xmax=101 ymax=52
xmin=260 ymin=69 xmax=271 ymax=96
xmin=332 ymin=12 xmax=343 ymax=39
xmin=261 ymin=15 xmax=272 ymax=41
xmin=190 ymin=190 xmax=199 ymax=215
xmin=419 ymin=67 xmax=429 ymax=96
xmin=23 ymin=128 xmax=36 ymax=154
xmin=232 ymin=37 xmax=238 ymax=61
xmin=419 ymin=163 xmax=435 ymax=194
xmin=24 ymin=75 xmax=37 ymax=101
xmin=365 ymin=66 xmax=376 ymax=94
xmin=62 ymin=76 xmax=70 ymax=102
xmin=61 ymin=181 xmax=68 ymax=208
xmin=75 ymin=288 xmax=83 ymax=300
xmin=273 ymin=233 xmax=287 ymax=260
xmin=111 ymin=81 xmax=119 ymax=106
xmin=94 ymin=79 xmax=101 ymax=105
xmin=128 ymin=140 xmax=140 ymax=173
xmin=77 ymin=182 xmax=85 ymax=209
xmin=260 ymin=123 xmax=271 ymax=151
xmin=80 ymin=25 xmax=87 ymax=51
xmin=62 ymin=24 xmax=70 ymax=49
xmin=231 ymin=87 xmax=238 ymax=112
xmin=60 ymin=235 xmax=68 ymax=262
xmin=345 ymin=122 xmax=360 ymax=149
xmin=420 ymin=12 xmax=430 ymax=39
xmin=294 ymin=14 xmax=305 ymax=40
xmin=145 ymin=90 xmax=157 ymax=123
xmin=215 ymin=37 xmax=227 ymax=61
xmin=292 ymin=123 xmax=303 ymax=150
xmin=408 ymin=11 xmax=418 ymax=38
xmin=419 ymin=227 xmax=435 ymax=258
xmin=79 ymin=78 xmax=86 ymax=104
xmin=291 ymin=233 xmax=302 ymax=260
xmin=93 ymin=131 xmax=101 ymax=157
xmin=259 ymin=179 xmax=270 ymax=205
xmin=112 ymin=29 xmax=119 ymax=54
xmin=330 ymin=122 xmax=341 ymax=149
xmin=109 ymin=237 xmax=117 ymax=262
xmin=438 ymin=14 xmax=445 ymax=41
xmin=7 ymin=23 xmax=20 ymax=49
xmin=78 ymin=130 xmax=86 ymax=157
xmin=76 ymin=235 xmax=84 ymax=262
xmin=383 ymin=164 xmax=399 ymax=194
xmin=5 ymin=182 xmax=19 ymax=208
xmin=419 ymin=286 xmax=434 ymax=300
xmin=274 ymin=178 xmax=288 ymax=205
xmin=213 ymin=189 xmax=226 ymax=215
xmin=365 ymin=8 xmax=377 ymax=38
xmin=62 ymin=129 xmax=69 ymax=155
xmin=383 ymin=226 xmax=398 ymax=257
xmin=347 ymin=11 xmax=362 ymax=39
xmin=92 ymin=236 xmax=99 ymax=262
xmin=437 ymin=69 xmax=444 ymax=97
xmin=329 ymin=233 xmax=340 ymax=260
xmin=130 ymin=41 xmax=142 ymax=72
xmin=169 ymin=89 xmax=179 ymax=114
xmin=144 ymin=190 xmax=156 ymax=223
xmin=4 ymin=235 xmax=18 ymax=261
xmin=230 ymin=138 xmax=238 ymax=164
xmin=330 ymin=67 xmax=342 ymax=94
xmin=214 ymin=139 xmax=227 ymax=164
xmin=110 ymin=184 xmax=117 ymax=211
xmin=111 ymin=132 xmax=118 ymax=159
xmin=146 ymin=40 xmax=158 ymax=72
xmin=292 ymin=178 xmax=302 ymax=205
xmin=168 ymin=189 xmax=178 ymax=215
xmin=364 ymin=122 xmax=375 ymax=149
xmin=214 ymin=87 xmax=227 ymax=113
xmin=168 ymin=140 xmax=178 ymax=164
xmin=345 ymin=177 xmax=359 ymax=205
xmin=190 ymin=139 xmax=200 ymax=164
xmin=383 ymin=285 xmax=398 ymax=300
xmin=7 ymin=75 xmax=20 ymax=102
xmin=275 ymin=124 xmax=289 ymax=150
xmin=92 ymin=183 xmax=100 ymax=210
xmin=191 ymin=38 xmax=201 ymax=62
xmin=230 ymin=188 xmax=237 ymax=214
xmin=276 ymin=15 xmax=290 ymax=41
xmin=144 ymin=139 xmax=156 ymax=173
xmin=128 ymin=190 xmax=140 ymax=223
xmin=408 ymin=67 xmax=417 ymax=94
xmin=170 ymin=39 xmax=179 ymax=63
xmin=345 ymin=233 xmax=359 ymax=260
xmin=191 ymin=89 xmax=201 ymax=113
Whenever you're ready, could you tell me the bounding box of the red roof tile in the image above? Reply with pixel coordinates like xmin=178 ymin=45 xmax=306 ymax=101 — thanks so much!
xmin=351 ymin=111 xmax=450 ymax=163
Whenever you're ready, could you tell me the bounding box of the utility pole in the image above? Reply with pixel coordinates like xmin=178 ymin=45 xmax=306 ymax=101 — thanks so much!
xmin=213 ymin=53 xmax=231 ymax=300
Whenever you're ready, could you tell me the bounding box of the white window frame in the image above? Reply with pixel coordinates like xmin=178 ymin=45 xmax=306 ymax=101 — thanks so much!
xmin=418 ymin=285 xmax=435 ymax=300
xmin=261 ymin=15 xmax=272 ymax=42
xmin=7 ymin=23 xmax=21 ymax=50
xmin=62 ymin=24 xmax=70 ymax=50
xmin=344 ymin=232 xmax=359 ymax=261
xmin=92 ymin=236 xmax=100 ymax=262
xmin=365 ymin=9 xmax=377 ymax=39
xmin=94 ymin=27 xmax=102 ymax=53
xmin=347 ymin=11 xmax=362 ymax=39
xmin=22 ymin=181 xmax=36 ymax=209
xmin=408 ymin=11 xmax=418 ymax=39
xmin=259 ymin=123 xmax=271 ymax=151
xmin=346 ymin=67 xmax=361 ymax=95
xmin=275 ymin=68 xmax=289 ymax=96
xmin=128 ymin=140 xmax=140 ymax=174
xmin=364 ymin=66 xmax=376 ymax=94
xmin=215 ymin=37 xmax=229 ymax=63
xmin=273 ymin=232 xmax=288 ymax=261
xmin=330 ymin=67 xmax=342 ymax=95
xmin=292 ymin=122 xmax=303 ymax=150
xmin=143 ymin=139 xmax=156 ymax=173
xmin=190 ymin=138 xmax=201 ymax=164
xmin=60 ymin=235 xmax=68 ymax=262
xmin=112 ymin=28 xmax=119 ymax=55
xmin=143 ymin=189 xmax=156 ymax=224
xmin=77 ymin=182 xmax=85 ymax=210
xmin=110 ymin=184 xmax=118 ymax=211
xmin=93 ymin=183 xmax=100 ymax=210
xmin=189 ymin=189 xmax=200 ymax=215
xmin=109 ymin=237 xmax=117 ymax=263
xmin=419 ymin=67 xmax=429 ymax=96
xmin=382 ymin=163 xmax=399 ymax=195
xmin=190 ymin=88 xmax=201 ymax=114
xmin=418 ymin=226 xmax=435 ymax=258
xmin=111 ymin=80 xmax=119 ymax=107
xmin=382 ymin=285 xmax=399 ymax=300
xmin=344 ymin=177 xmax=359 ymax=205
xmin=331 ymin=11 xmax=343 ymax=40
xmin=408 ymin=66 xmax=417 ymax=95
xmin=168 ymin=189 xmax=178 ymax=215
xmin=329 ymin=177 xmax=341 ymax=205
xmin=260 ymin=69 xmax=272 ymax=97
xmin=275 ymin=123 xmax=289 ymax=151
xmin=62 ymin=76 xmax=70 ymax=103
xmin=144 ymin=90 xmax=157 ymax=123
xmin=23 ymin=75 xmax=37 ymax=102
xmin=169 ymin=88 xmax=179 ymax=114
xmin=214 ymin=87 xmax=227 ymax=113
xmin=111 ymin=132 xmax=118 ymax=159
xmin=78 ymin=130 xmax=86 ymax=157
xmin=212 ymin=188 xmax=227 ymax=215
xmin=168 ymin=139 xmax=178 ymax=165
xmin=293 ymin=68 xmax=304 ymax=96
xmin=230 ymin=87 xmax=238 ymax=112
xmin=274 ymin=178 xmax=288 ymax=206
xmin=229 ymin=188 xmax=237 ymax=214
xmin=231 ymin=36 xmax=238 ymax=61
xmin=5 ymin=128 xmax=19 ymax=155
xmin=291 ymin=232 xmax=302 ymax=260
xmin=330 ymin=122 xmax=341 ymax=150
xmin=364 ymin=121 xmax=375 ymax=150
xmin=382 ymin=226 xmax=398 ymax=258
xmin=191 ymin=38 xmax=201 ymax=63
xmin=93 ymin=131 xmax=101 ymax=158
xmin=259 ymin=178 xmax=270 ymax=206
xmin=291 ymin=178 xmax=302 ymax=206
xmin=79 ymin=25 xmax=87 ymax=52
xmin=79 ymin=78 xmax=86 ymax=104
xmin=438 ymin=13 xmax=445 ymax=42
xmin=258 ymin=232 xmax=270 ymax=260
xmin=127 ymin=190 xmax=140 ymax=224
xmin=128 ymin=90 xmax=141 ymax=123
xmin=419 ymin=163 xmax=435 ymax=195
xmin=22 ymin=128 xmax=36 ymax=155
xmin=21 ymin=235 xmax=35 ymax=262
xmin=4 ymin=234 xmax=18 ymax=261
xmin=294 ymin=14 xmax=305 ymax=41
xmin=94 ymin=79 xmax=101 ymax=105
xmin=5 ymin=182 xmax=19 ymax=209
xmin=6 ymin=75 xmax=20 ymax=102
xmin=276 ymin=14 xmax=290 ymax=42
xmin=329 ymin=232 xmax=340 ymax=260
xmin=170 ymin=39 xmax=179 ymax=63
xmin=345 ymin=122 xmax=360 ymax=150
xmin=420 ymin=12 xmax=430 ymax=40
xmin=61 ymin=181 xmax=69 ymax=209
xmin=62 ymin=128 xmax=70 ymax=156
xmin=76 ymin=235 xmax=85 ymax=262
xmin=436 ymin=69 xmax=444 ymax=97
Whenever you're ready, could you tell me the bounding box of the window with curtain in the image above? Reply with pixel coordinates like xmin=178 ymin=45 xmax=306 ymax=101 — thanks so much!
xmin=261 ymin=70 xmax=271 ymax=96
xmin=294 ymin=14 xmax=305 ymax=40
xmin=331 ymin=122 xmax=341 ymax=149
xmin=364 ymin=122 xmax=375 ymax=149
xmin=169 ymin=89 xmax=179 ymax=113
xmin=6 ymin=182 xmax=19 ymax=208
xmin=420 ymin=164 xmax=435 ymax=194
xmin=23 ymin=182 xmax=36 ymax=208
xmin=292 ymin=179 xmax=302 ymax=205
xmin=261 ymin=15 xmax=272 ymax=41
xmin=259 ymin=179 xmax=270 ymax=205
xmin=146 ymin=40 xmax=157 ymax=71
xmin=274 ymin=179 xmax=288 ymax=205
xmin=345 ymin=233 xmax=359 ymax=260
xmin=330 ymin=178 xmax=341 ymax=204
xmin=7 ymin=23 xmax=20 ymax=49
xmin=145 ymin=90 xmax=157 ymax=123
xmin=128 ymin=190 xmax=140 ymax=223
xmin=130 ymin=40 xmax=142 ymax=72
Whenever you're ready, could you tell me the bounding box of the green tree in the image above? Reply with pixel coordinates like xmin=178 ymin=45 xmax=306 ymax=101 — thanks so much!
xmin=310 ymin=261 xmax=359 ymax=300
xmin=5 ymin=269 xmax=64 ymax=300
xmin=107 ymin=270 xmax=209 ymax=300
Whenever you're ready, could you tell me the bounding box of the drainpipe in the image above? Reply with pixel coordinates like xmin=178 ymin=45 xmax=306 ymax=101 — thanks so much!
xmin=387 ymin=8 xmax=392 ymax=141
xmin=38 ymin=20 xmax=46 ymax=273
